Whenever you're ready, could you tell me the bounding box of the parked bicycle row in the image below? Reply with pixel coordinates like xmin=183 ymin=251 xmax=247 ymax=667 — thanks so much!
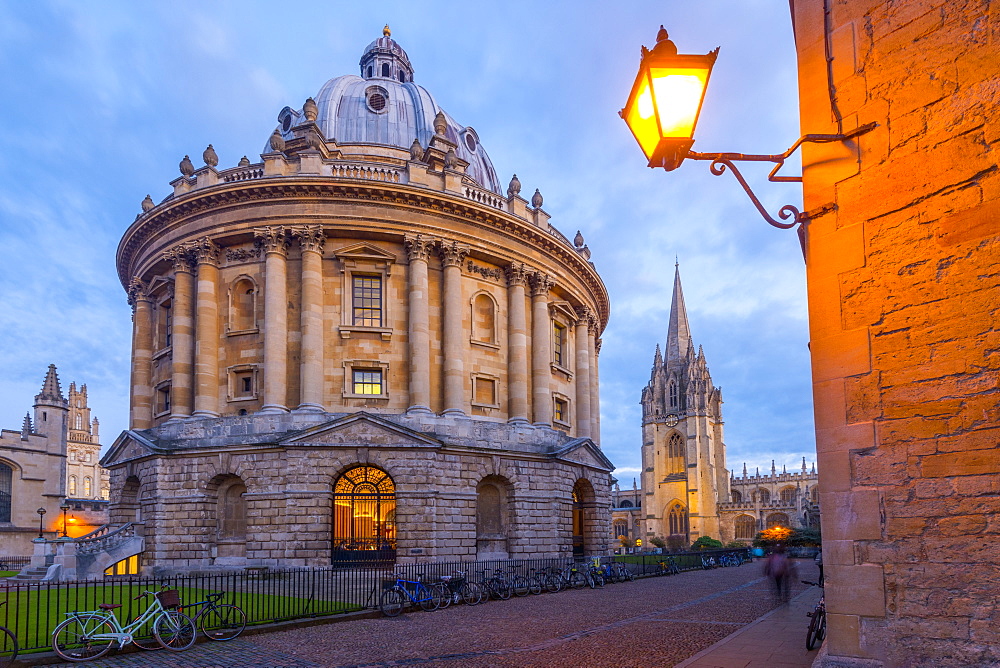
xmin=380 ymin=561 xmax=639 ymax=616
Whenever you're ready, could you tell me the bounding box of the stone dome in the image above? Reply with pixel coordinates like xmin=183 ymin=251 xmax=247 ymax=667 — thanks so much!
xmin=271 ymin=28 xmax=502 ymax=194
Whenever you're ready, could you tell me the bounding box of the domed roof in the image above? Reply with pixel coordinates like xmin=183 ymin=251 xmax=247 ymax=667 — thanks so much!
xmin=271 ymin=28 xmax=502 ymax=194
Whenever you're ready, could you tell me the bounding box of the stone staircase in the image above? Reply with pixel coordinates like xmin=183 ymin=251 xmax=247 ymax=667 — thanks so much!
xmin=5 ymin=563 xmax=58 ymax=583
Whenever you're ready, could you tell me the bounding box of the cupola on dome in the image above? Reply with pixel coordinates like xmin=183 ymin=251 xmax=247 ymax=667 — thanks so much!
xmin=271 ymin=27 xmax=502 ymax=194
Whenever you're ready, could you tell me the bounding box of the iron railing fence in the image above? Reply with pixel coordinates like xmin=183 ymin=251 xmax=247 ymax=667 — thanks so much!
xmin=0 ymin=556 xmax=31 ymax=571
xmin=0 ymin=548 xmax=754 ymax=655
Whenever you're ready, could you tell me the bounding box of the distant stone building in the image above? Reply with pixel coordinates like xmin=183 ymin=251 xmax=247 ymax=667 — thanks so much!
xmin=625 ymin=266 xmax=818 ymax=547
xmin=0 ymin=365 xmax=108 ymax=556
xmin=104 ymin=28 xmax=612 ymax=573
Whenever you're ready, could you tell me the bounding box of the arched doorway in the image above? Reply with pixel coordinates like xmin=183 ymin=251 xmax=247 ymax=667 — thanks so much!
xmin=571 ymin=479 xmax=595 ymax=559
xmin=332 ymin=466 xmax=396 ymax=566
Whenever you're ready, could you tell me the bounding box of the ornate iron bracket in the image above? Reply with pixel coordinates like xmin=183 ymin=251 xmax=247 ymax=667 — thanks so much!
xmin=686 ymin=122 xmax=878 ymax=230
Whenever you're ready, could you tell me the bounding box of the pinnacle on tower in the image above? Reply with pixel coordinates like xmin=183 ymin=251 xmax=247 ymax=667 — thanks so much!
xmin=743 ymin=462 xmax=748 ymax=477
xmin=35 ymin=364 xmax=66 ymax=404
xmin=802 ymin=456 xmax=807 ymax=472
xmin=653 ymin=343 xmax=662 ymax=367
xmin=771 ymin=460 xmax=777 ymax=476
xmin=20 ymin=412 xmax=32 ymax=439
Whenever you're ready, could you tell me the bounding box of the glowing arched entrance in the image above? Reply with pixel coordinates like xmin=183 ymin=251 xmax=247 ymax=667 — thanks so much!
xmin=332 ymin=466 xmax=396 ymax=565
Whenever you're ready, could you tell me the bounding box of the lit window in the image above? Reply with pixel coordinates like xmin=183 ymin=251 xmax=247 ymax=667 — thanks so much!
xmin=69 ymin=476 xmax=77 ymax=496
xmin=353 ymin=369 xmax=383 ymax=395
xmin=554 ymin=398 xmax=568 ymax=423
xmin=84 ymin=477 xmax=92 ymax=497
xmin=352 ymin=275 xmax=382 ymax=327
xmin=553 ymin=322 xmax=566 ymax=366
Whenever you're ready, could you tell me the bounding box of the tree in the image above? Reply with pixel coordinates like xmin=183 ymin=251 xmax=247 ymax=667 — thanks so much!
xmin=649 ymin=536 xmax=666 ymax=549
xmin=691 ymin=536 xmax=724 ymax=551
xmin=753 ymin=526 xmax=793 ymax=547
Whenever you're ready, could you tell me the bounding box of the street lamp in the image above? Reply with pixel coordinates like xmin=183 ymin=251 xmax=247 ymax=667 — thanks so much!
xmin=37 ymin=507 xmax=46 ymax=538
xmin=620 ymin=26 xmax=876 ymax=237
xmin=59 ymin=502 xmax=70 ymax=538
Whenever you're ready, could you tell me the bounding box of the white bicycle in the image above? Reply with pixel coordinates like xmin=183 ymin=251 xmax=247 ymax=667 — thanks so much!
xmin=51 ymin=588 xmax=196 ymax=661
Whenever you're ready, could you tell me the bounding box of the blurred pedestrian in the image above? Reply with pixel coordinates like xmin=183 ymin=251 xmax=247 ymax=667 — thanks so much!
xmin=815 ymin=548 xmax=824 ymax=584
xmin=763 ymin=544 xmax=790 ymax=603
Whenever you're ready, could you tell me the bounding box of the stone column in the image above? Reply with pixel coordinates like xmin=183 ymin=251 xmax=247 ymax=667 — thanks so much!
xmin=296 ymin=226 xmax=326 ymax=412
xmin=256 ymin=227 xmax=290 ymax=413
xmin=164 ymin=246 xmax=195 ymax=420
xmin=591 ymin=332 xmax=601 ymax=444
xmin=574 ymin=307 xmax=592 ymax=439
xmin=529 ymin=272 xmax=554 ymax=426
xmin=192 ymin=238 xmax=221 ymax=418
xmin=438 ymin=241 xmax=470 ymax=416
xmin=404 ymin=235 xmax=434 ymax=413
xmin=505 ymin=263 xmax=530 ymax=424
xmin=127 ymin=279 xmax=154 ymax=429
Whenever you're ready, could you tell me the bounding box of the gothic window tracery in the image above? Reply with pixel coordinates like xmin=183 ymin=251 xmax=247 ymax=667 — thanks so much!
xmin=735 ymin=514 xmax=756 ymax=539
xmin=767 ymin=512 xmax=790 ymax=528
xmin=667 ymin=433 xmax=684 ymax=474
xmin=668 ymin=380 xmax=678 ymax=408
xmin=667 ymin=502 xmax=688 ymax=537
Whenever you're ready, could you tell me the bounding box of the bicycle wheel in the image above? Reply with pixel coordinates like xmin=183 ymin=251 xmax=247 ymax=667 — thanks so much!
xmin=528 ymin=576 xmax=543 ymax=595
xmin=153 ymin=611 xmax=196 ymax=651
xmin=494 ymin=579 xmax=512 ymax=600
xmin=433 ymin=583 xmax=452 ymax=609
xmin=52 ymin=615 xmax=115 ymax=662
xmin=0 ymin=625 xmax=17 ymax=668
xmin=380 ymin=587 xmax=406 ymax=617
xmin=512 ymin=575 xmax=531 ymax=597
xmin=460 ymin=582 xmax=484 ymax=605
xmin=199 ymin=604 xmax=247 ymax=641
xmin=129 ymin=613 xmax=163 ymax=650
xmin=570 ymin=571 xmax=587 ymax=589
xmin=592 ymin=572 xmax=605 ymax=588
xmin=544 ymin=574 xmax=561 ymax=593
xmin=418 ymin=584 xmax=441 ymax=611
xmin=806 ymin=609 xmax=825 ymax=650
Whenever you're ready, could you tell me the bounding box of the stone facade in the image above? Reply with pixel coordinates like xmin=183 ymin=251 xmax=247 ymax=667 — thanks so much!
xmin=105 ymin=30 xmax=613 ymax=572
xmin=791 ymin=1 xmax=1000 ymax=665
xmin=717 ymin=460 xmax=819 ymax=544
xmin=0 ymin=365 xmax=108 ymax=556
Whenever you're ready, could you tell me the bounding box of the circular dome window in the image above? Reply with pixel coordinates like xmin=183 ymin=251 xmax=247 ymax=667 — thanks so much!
xmin=366 ymin=87 xmax=388 ymax=113
xmin=464 ymin=132 xmax=477 ymax=152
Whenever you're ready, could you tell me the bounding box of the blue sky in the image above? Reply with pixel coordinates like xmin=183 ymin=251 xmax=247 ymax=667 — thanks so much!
xmin=0 ymin=1 xmax=815 ymax=480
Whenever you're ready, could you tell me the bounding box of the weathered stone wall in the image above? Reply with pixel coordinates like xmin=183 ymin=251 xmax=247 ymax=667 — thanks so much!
xmin=792 ymin=1 xmax=1000 ymax=665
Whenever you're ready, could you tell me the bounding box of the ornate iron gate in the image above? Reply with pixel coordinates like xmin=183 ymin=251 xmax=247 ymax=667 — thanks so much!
xmin=332 ymin=466 xmax=396 ymax=566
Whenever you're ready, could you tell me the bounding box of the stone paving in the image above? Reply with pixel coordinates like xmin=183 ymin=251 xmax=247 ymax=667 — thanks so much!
xmin=36 ymin=559 xmax=822 ymax=668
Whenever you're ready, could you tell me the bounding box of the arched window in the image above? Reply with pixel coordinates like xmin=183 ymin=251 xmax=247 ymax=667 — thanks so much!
xmin=83 ymin=477 xmax=92 ymax=498
xmin=667 ymin=433 xmax=684 ymax=474
xmin=119 ymin=476 xmax=141 ymax=523
xmin=619 ymin=499 xmax=633 ymax=508
xmin=613 ymin=522 xmax=629 ymax=540
xmin=731 ymin=490 xmax=743 ymax=503
xmin=230 ymin=277 xmax=257 ymax=332
xmin=767 ymin=513 xmax=790 ymax=528
xmin=74 ymin=414 xmax=83 ymax=430
xmin=811 ymin=486 xmax=819 ymax=503
xmin=780 ymin=487 xmax=796 ymax=504
xmin=735 ymin=514 xmax=756 ymax=540
xmin=667 ymin=502 xmax=688 ymax=537
xmin=381 ymin=63 xmax=390 ymax=77
xmin=0 ymin=462 xmax=11 ymax=522
xmin=333 ymin=466 xmax=396 ymax=552
xmin=69 ymin=476 xmax=77 ymax=496
xmin=471 ymin=293 xmax=497 ymax=344
xmin=668 ymin=380 xmax=678 ymax=407
xmin=218 ymin=479 xmax=247 ymax=540
xmin=398 ymin=71 xmax=406 ymax=83
xmin=753 ymin=488 xmax=771 ymax=504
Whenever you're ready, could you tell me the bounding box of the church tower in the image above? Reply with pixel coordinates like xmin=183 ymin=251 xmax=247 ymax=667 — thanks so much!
xmin=640 ymin=265 xmax=728 ymax=546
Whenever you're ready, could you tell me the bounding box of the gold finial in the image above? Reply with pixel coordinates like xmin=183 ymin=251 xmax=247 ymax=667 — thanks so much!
xmin=383 ymin=24 xmax=391 ymax=37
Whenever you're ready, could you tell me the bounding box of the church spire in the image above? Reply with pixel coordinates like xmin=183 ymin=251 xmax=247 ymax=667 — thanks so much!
xmin=665 ymin=263 xmax=693 ymax=364
xmin=36 ymin=364 xmax=65 ymax=404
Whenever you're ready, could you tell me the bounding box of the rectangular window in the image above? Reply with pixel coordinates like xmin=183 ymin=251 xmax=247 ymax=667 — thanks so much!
xmin=157 ymin=386 xmax=171 ymax=414
xmin=553 ymin=322 xmax=566 ymax=366
xmin=352 ymin=275 xmax=382 ymax=327
xmin=353 ymin=369 xmax=383 ymax=395
xmin=554 ymin=398 xmax=568 ymax=423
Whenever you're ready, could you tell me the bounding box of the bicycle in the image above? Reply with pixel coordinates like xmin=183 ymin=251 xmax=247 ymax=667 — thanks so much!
xmin=609 ymin=562 xmax=636 ymax=582
xmin=380 ymin=574 xmax=441 ymax=617
xmin=177 ymin=591 xmax=247 ymax=641
xmin=51 ymin=588 xmax=196 ymax=661
xmin=0 ymin=602 xmax=17 ymax=668
xmin=657 ymin=557 xmax=680 ymax=576
xmin=802 ymin=580 xmax=826 ymax=650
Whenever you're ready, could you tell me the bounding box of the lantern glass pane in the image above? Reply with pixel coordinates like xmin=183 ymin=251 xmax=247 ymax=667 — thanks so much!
xmin=649 ymin=66 xmax=710 ymax=139
xmin=624 ymin=73 xmax=662 ymax=160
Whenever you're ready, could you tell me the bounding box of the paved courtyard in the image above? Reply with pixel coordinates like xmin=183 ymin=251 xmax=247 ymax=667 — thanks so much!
xmin=40 ymin=559 xmax=822 ymax=667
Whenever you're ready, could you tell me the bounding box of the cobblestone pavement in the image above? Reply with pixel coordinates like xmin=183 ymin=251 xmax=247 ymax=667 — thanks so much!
xmin=40 ymin=560 xmax=819 ymax=668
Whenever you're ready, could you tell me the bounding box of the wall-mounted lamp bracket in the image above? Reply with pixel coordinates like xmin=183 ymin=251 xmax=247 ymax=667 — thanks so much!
xmin=685 ymin=122 xmax=877 ymax=230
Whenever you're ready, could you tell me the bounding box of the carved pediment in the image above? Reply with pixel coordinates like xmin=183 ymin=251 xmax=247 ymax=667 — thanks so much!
xmin=552 ymin=438 xmax=614 ymax=472
xmin=101 ymin=430 xmax=159 ymax=468
xmin=331 ymin=242 xmax=397 ymax=266
xmin=281 ymin=413 xmax=441 ymax=448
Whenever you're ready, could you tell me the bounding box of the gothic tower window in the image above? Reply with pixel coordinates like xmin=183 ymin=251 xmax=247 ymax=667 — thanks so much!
xmin=75 ymin=414 xmax=83 ymax=430
xmin=668 ymin=380 xmax=678 ymax=408
xmin=731 ymin=490 xmax=743 ymax=503
xmin=0 ymin=462 xmax=11 ymax=522
xmin=667 ymin=502 xmax=688 ymax=537
xmin=667 ymin=433 xmax=684 ymax=474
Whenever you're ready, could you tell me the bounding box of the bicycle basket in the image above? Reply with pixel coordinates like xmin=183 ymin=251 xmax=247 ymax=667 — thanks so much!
xmin=157 ymin=589 xmax=181 ymax=609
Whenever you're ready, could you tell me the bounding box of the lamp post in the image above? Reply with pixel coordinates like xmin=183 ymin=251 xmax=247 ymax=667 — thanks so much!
xmin=60 ymin=502 xmax=70 ymax=538
xmin=37 ymin=507 xmax=46 ymax=538
xmin=620 ymin=26 xmax=876 ymax=238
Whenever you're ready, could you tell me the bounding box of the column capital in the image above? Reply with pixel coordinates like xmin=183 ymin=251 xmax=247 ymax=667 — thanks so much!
xmin=163 ymin=245 xmax=196 ymax=273
xmin=437 ymin=240 xmax=470 ymax=267
xmin=587 ymin=310 xmax=600 ymax=334
xmin=574 ymin=305 xmax=593 ymax=327
xmin=404 ymin=234 xmax=435 ymax=262
xmin=294 ymin=225 xmax=326 ymax=254
xmin=192 ymin=237 xmax=221 ymax=266
xmin=126 ymin=278 xmax=152 ymax=308
xmin=254 ymin=226 xmax=291 ymax=256
xmin=529 ymin=271 xmax=555 ymax=297
xmin=505 ymin=262 xmax=531 ymax=288
xmin=595 ymin=338 xmax=603 ymax=355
